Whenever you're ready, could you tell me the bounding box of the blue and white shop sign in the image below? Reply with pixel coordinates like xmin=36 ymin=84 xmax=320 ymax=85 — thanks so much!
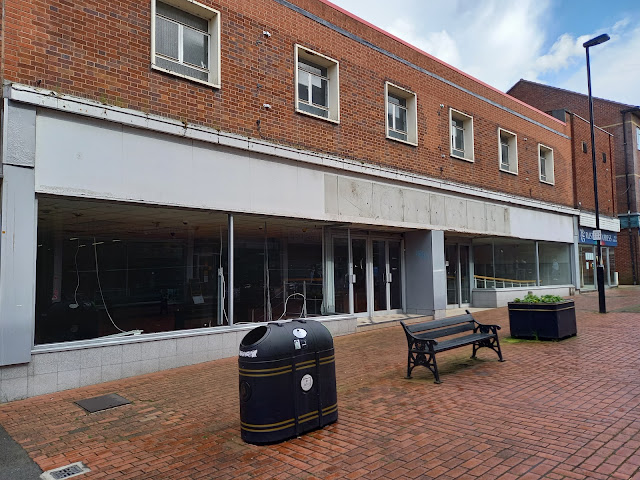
xmin=579 ymin=227 xmax=617 ymax=246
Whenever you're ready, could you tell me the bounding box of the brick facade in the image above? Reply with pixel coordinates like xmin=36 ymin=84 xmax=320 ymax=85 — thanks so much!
xmin=509 ymin=79 xmax=637 ymax=283
xmin=568 ymin=113 xmax=616 ymax=217
xmin=508 ymin=80 xmax=639 ymax=212
xmin=0 ymin=0 xmax=577 ymax=207
xmin=616 ymin=229 xmax=640 ymax=285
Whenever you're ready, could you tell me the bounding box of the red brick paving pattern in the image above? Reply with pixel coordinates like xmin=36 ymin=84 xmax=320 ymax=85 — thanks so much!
xmin=2 ymin=288 xmax=640 ymax=479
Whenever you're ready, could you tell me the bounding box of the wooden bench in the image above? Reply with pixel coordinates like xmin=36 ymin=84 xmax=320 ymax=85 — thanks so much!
xmin=401 ymin=311 xmax=504 ymax=383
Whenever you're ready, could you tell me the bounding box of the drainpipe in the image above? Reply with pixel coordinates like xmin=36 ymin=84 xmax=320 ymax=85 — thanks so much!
xmin=621 ymin=107 xmax=640 ymax=284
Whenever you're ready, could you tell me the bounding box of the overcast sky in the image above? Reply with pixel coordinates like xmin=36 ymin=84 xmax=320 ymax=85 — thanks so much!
xmin=329 ymin=0 xmax=640 ymax=106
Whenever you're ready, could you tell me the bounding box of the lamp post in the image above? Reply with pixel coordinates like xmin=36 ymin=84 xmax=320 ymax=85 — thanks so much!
xmin=583 ymin=33 xmax=609 ymax=313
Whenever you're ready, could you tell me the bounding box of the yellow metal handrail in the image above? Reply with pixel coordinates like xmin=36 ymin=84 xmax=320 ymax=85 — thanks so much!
xmin=474 ymin=275 xmax=536 ymax=288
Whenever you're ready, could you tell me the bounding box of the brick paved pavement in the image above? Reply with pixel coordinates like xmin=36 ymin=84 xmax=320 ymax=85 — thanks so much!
xmin=2 ymin=288 xmax=640 ymax=479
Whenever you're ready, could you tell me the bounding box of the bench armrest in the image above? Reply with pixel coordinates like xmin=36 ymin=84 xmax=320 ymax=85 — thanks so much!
xmin=407 ymin=335 xmax=438 ymax=351
xmin=473 ymin=321 xmax=501 ymax=334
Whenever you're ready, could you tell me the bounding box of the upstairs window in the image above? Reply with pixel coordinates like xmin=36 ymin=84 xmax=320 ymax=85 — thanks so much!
xmin=151 ymin=0 xmax=220 ymax=88
xmin=636 ymin=126 xmax=640 ymax=150
xmin=449 ymin=109 xmax=474 ymax=161
xmin=539 ymin=144 xmax=555 ymax=184
xmin=295 ymin=46 xmax=340 ymax=123
xmin=498 ymin=128 xmax=518 ymax=174
xmin=385 ymin=82 xmax=417 ymax=145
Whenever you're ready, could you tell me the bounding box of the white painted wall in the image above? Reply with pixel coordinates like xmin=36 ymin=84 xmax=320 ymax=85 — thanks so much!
xmin=35 ymin=109 xmax=576 ymax=243
xmin=472 ymin=286 xmax=573 ymax=308
xmin=510 ymin=205 xmax=574 ymax=243
xmin=35 ymin=110 xmax=325 ymax=219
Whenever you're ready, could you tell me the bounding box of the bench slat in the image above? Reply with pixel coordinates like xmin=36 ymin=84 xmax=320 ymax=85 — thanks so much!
xmin=432 ymin=333 xmax=493 ymax=352
xmin=403 ymin=314 xmax=474 ymax=333
xmin=413 ymin=323 xmax=474 ymax=340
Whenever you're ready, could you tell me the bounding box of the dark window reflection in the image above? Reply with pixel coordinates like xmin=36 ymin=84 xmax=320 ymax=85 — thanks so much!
xmin=35 ymin=198 xmax=228 ymax=344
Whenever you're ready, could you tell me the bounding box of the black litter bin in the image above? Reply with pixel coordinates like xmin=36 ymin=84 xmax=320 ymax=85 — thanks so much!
xmin=238 ymin=319 xmax=338 ymax=444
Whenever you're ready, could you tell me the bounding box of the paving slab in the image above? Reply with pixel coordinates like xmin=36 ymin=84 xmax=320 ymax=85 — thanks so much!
xmin=1 ymin=288 xmax=640 ymax=479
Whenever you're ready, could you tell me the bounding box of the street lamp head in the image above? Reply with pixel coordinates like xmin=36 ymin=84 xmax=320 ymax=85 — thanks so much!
xmin=583 ymin=34 xmax=610 ymax=48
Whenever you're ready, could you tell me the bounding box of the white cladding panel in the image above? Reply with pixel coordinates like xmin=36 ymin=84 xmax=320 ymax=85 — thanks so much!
xmin=34 ymin=111 xmax=325 ymax=218
xmin=34 ymin=110 xmax=574 ymax=241
xmin=510 ymin=205 xmax=574 ymax=243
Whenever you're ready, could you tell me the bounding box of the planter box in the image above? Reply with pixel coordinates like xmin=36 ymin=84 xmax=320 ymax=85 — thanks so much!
xmin=507 ymin=300 xmax=576 ymax=340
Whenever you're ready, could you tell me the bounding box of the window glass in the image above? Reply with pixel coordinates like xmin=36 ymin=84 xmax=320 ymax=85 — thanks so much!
xmin=452 ymin=119 xmax=464 ymax=153
xmin=35 ymin=198 xmax=330 ymax=344
xmin=154 ymin=1 xmax=212 ymax=83
xmin=156 ymin=57 xmax=209 ymax=81
xmin=233 ymin=216 xmax=324 ymax=323
xmin=157 ymin=1 xmax=208 ymax=31
xmin=538 ymin=242 xmax=571 ymax=285
xmin=299 ymin=61 xmax=326 ymax=78
xmin=183 ymin=27 xmax=208 ymax=68
xmin=494 ymin=239 xmax=536 ymax=287
xmin=501 ymin=140 xmax=509 ymax=168
xmin=298 ymin=72 xmax=309 ymax=102
xmin=394 ymin=104 xmax=407 ymax=132
xmin=540 ymin=151 xmax=547 ymax=179
xmin=311 ymin=74 xmax=328 ymax=108
xmin=35 ymin=197 xmax=229 ymax=344
xmin=472 ymin=242 xmax=494 ymax=288
xmin=388 ymin=94 xmax=408 ymax=140
xmin=156 ymin=16 xmax=180 ymax=60
xmin=297 ymin=60 xmax=329 ymax=118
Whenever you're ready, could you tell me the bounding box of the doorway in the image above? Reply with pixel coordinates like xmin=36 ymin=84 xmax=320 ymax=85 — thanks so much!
xmin=328 ymin=232 xmax=404 ymax=317
xmin=445 ymin=242 xmax=471 ymax=308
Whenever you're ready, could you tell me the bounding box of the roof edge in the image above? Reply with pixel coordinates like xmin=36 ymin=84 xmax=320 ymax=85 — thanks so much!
xmin=508 ymin=79 xmax=636 ymax=110
xmin=316 ymin=0 xmax=566 ymax=126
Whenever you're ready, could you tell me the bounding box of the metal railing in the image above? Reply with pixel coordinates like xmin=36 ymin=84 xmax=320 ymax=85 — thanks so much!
xmin=474 ymin=275 xmax=537 ymax=289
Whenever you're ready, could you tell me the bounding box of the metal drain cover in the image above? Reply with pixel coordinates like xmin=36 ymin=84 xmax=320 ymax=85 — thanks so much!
xmin=41 ymin=461 xmax=90 ymax=480
xmin=75 ymin=393 xmax=130 ymax=413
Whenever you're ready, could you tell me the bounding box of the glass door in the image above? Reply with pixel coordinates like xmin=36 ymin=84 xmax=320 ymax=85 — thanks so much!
xmin=389 ymin=241 xmax=403 ymax=310
xmin=332 ymin=237 xmax=350 ymax=314
xmin=329 ymin=233 xmax=404 ymax=316
xmin=372 ymin=240 xmax=387 ymax=311
xmin=459 ymin=245 xmax=471 ymax=304
xmin=580 ymin=245 xmax=595 ymax=289
xmin=445 ymin=244 xmax=459 ymax=305
xmin=446 ymin=242 xmax=471 ymax=308
xmin=352 ymin=238 xmax=368 ymax=314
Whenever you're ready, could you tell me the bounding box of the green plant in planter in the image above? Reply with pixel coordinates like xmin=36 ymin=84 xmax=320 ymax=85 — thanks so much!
xmin=509 ymin=293 xmax=576 ymax=340
xmin=512 ymin=293 xmax=563 ymax=304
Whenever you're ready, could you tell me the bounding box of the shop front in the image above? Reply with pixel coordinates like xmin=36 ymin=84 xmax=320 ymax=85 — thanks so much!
xmin=578 ymin=227 xmax=618 ymax=289
xmin=471 ymin=237 xmax=574 ymax=308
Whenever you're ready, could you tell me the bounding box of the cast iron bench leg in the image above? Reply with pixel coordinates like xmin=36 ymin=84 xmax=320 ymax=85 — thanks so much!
xmin=432 ymin=354 xmax=441 ymax=384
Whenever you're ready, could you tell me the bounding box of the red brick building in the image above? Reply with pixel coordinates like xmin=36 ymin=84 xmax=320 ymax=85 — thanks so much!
xmin=509 ymin=79 xmax=638 ymax=285
xmin=0 ymin=0 xmax=617 ymax=401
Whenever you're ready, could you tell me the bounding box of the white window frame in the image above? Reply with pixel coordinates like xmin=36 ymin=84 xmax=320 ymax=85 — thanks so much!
xmin=636 ymin=126 xmax=640 ymax=151
xmin=498 ymin=128 xmax=518 ymax=175
xmin=295 ymin=45 xmax=340 ymax=123
xmin=150 ymin=0 xmax=221 ymax=89
xmin=538 ymin=143 xmax=555 ymax=185
xmin=449 ymin=108 xmax=474 ymax=162
xmin=385 ymin=82 xmax=417 ymax=146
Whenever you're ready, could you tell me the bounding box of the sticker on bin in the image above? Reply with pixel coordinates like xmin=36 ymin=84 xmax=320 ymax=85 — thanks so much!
xmin=239 ymin=349 xmax=258 ymax=358
xmin=301 ymin=374 xmax=314 ymax=391
xmin=293 ymin=328 xmax=307 ymax=339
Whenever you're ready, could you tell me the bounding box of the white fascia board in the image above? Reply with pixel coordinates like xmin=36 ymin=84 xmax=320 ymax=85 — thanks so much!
xmin=579 ymin=212 xmax=620 ymax=232
xmin=6 ymin=82 xmax=579 ymax=217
